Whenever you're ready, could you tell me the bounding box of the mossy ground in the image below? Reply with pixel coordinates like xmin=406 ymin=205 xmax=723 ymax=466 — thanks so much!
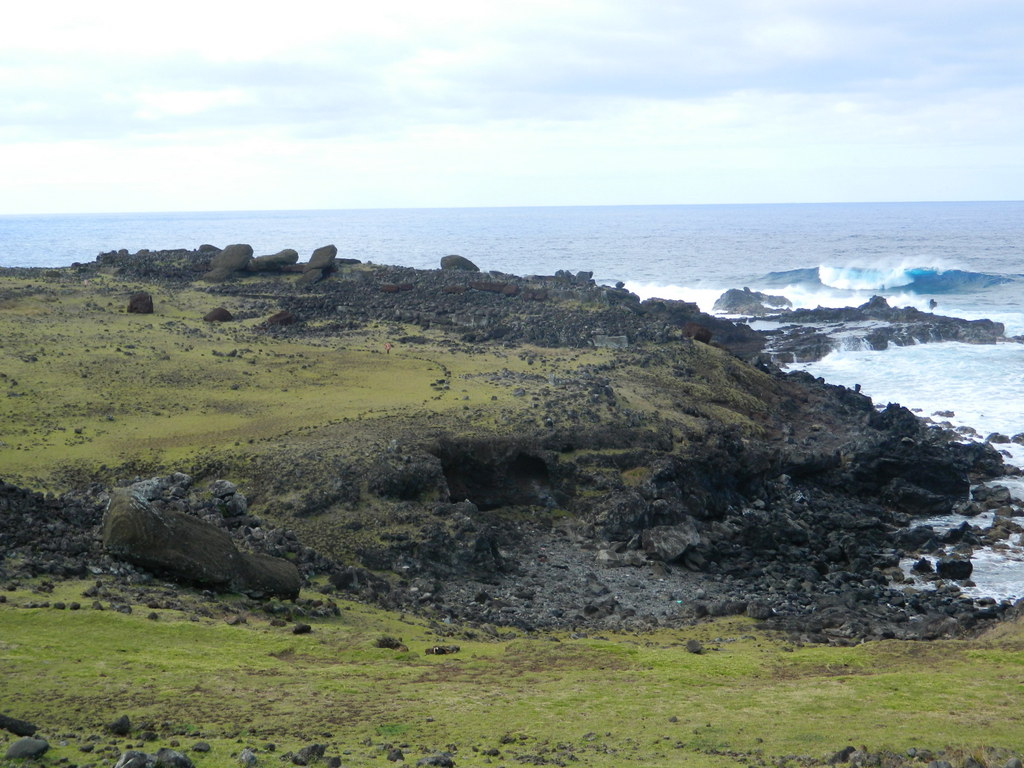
xmin=2 ymin=580 xmax=1024 ymax=768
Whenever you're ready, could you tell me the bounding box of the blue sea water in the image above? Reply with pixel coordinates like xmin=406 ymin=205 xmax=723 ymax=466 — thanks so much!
xmin=3 ymin=201 xmax=1024 ymax=593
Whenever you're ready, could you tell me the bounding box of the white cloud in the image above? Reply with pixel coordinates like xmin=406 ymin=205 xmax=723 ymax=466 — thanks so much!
xmin=1 ymin=0 xmax=1023 ymax=211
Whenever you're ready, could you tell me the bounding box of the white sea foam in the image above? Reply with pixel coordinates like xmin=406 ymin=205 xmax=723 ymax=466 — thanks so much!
xmin=793 ymin=343 xmax=1024 ymax=462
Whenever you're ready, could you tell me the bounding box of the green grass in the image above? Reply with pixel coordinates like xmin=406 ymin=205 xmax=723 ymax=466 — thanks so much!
xmin=2 ymin=582 xmax=1024 ymax=767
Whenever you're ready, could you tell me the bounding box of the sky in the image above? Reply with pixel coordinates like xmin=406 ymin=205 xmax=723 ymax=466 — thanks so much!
xmin=2 ymin=0 xmax=1023 ymax=213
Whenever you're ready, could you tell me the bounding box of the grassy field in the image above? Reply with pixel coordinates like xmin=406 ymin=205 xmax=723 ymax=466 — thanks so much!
xmin=0 ymin=272 xmax=777 ymax=491
xmin=2 ymin=580 xmax=1024 ymax=768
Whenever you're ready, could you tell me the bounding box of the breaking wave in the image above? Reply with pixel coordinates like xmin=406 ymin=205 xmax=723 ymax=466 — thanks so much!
xmin=762 ymin=266 xmax=1013 ymax=294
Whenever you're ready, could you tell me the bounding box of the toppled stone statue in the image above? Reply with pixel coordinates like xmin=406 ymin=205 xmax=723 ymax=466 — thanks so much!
xmin=102 ymin=486 xmax=300 ymax=599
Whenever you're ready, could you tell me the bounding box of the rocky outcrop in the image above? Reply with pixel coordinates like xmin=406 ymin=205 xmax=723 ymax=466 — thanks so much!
xmin=763 ymin=296 xmax=1010 ymax=363
xmin=101 ymin=487 xmax=300 ymax=599
xmin=713 ymin=287 xmax=792 ymax=315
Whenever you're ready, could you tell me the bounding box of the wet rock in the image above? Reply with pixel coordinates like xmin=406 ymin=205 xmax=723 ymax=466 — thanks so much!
xmin=713 ymin=287 xmax=792 ymax=315
xmin=936 ymin=557 xmax=973 ymax=580
xmin=265 ymin=310 xmax=296 ymax=327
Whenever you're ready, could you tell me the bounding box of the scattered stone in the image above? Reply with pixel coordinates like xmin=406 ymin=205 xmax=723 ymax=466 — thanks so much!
xmin=387 ymin=747 xmax=405 ymax=762
xmin=292 ymin=623 xmax=312 ymax=635
xmin=113 ymin=750 xmax=151 ymax=768
xmin=191 ymin=743 xmax=211 ymax=753
xmin=685 ymin=639 xmax=703 ymax=654
xmin=936 ymin=557 xmax=973 ymax=580
xmin=239 ymin=747 xmax=258 ymax=766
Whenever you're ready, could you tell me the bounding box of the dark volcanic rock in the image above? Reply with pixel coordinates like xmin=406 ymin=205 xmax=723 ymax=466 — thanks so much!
xmin=936 ymin=557 xmax=973 ymax=580
xmin=713 ymin=287 xmax=792 ymax=315
xmin=128 ymin=292 xmax=154 ymax=314
xmin=764 ymin=295 xmax=1009 ymax=363
xmin=0 ymin=713 xmax=37 ymax=737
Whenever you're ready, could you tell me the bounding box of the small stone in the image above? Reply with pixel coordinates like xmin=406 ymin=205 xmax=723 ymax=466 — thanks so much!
xmin=685 ymin=639 xmax=703 ymax=654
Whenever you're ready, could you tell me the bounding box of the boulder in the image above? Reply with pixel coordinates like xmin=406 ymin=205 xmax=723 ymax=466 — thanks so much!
xmin=5 ymin=737 xmax=49 ymax=760
xmin=128 ymin=292 xmax=154 ymax=314
xmin=203 ymin=244 xmax=253 ymax=281
xmin=0 ymin=713 xmax=37 ymax=737
xmin=101 ymin=487 xmax=300 ymax=599
xmin=248 ymin=249 xmax=299 ymax=272
xmin=203 ymin=307 xmax=233 ymax=322
xmin=307 ymin=244 xmax=338 ymax=271
xmin=108 ymin=714 xmax=132 ymax=735
xmin=936 ymin=557 xmax=973 ymax=580
xmin=440 ymin=254 xmax=480 ymax=272
xmin=641 ymin=521 xmax=701 ymax=563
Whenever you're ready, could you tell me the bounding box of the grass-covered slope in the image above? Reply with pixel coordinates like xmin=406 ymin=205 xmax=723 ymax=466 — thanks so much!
xmin=2 ymin=580 xmax=1024 ymax=768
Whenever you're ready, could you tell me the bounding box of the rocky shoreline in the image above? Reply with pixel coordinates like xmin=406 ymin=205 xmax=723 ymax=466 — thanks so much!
xmin=3 ymin=244 xmax=1023 ymax=646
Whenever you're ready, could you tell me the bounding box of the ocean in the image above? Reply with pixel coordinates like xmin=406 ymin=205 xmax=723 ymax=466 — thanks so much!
xmin=3 ymin=201 xmax=1023 ymax=595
